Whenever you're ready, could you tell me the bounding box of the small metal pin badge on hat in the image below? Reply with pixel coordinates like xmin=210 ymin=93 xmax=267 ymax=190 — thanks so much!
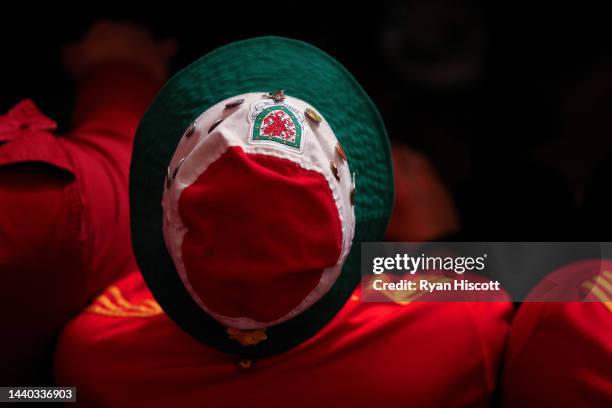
xmin=350 ymin=172 xmax=356 ymax=205
xmin=172 ymin=157 xmax=186 ymax=179
xmin=208 ymin=118 xmax=224 ymax=133
xmin=225 ymin=98 xmax=245 ymax=109
xmin=336 ymin=142 xmax=347 ymax=162
xmin=166 ymin=166 xmax=172 ymax=189
xmin=330 ymin=160 xmax=340 ymax=181
xmin=263 ymin=89 xmax=286 ymax=103
xmin=166 ymin=158 xmax=186 ymax=188
xmin=183 ymin=120 xmax=197 ymax=138
xmin=305 ymin=108 xmax=322 ymax=123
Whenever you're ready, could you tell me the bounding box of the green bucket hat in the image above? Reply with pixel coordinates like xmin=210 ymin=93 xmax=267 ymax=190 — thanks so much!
xmin=130 ymin=36 xmax=394 ymax=357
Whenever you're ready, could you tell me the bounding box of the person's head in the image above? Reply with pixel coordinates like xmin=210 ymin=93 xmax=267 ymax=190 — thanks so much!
xmin=130 ymin=37 xmax=394 ymax=356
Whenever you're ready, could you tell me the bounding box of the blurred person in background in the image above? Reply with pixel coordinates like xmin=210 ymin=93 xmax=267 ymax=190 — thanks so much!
xmin=500 ymin=44 xmax=612 ymax=408
xmin=380 ymin=0 xmax=481 ymax=242
xmin=0 ymin=20 xmax=175 ymax=384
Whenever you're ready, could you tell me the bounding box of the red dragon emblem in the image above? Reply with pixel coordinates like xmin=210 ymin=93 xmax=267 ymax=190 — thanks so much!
xmin=261 ymin=110 xmax=296 ymax=142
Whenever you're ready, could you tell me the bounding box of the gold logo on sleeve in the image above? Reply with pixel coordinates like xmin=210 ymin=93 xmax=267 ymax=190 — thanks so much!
xmin=86 ymin=286 xmax=163 ymax=318
xmin=581 ymin=270 xmax=612 ymax=313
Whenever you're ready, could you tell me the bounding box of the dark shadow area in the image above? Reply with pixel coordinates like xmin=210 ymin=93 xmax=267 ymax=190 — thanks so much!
xmin=4 ymin=3 xmax=612 ymax=242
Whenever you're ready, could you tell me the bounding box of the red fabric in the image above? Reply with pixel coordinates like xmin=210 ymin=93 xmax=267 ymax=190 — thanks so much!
xmin=60 ymin=61 xmax=163 ymax=298
xmin=0 ymin=62 xmax=162 ymax=384
xmin=55 ymin=270 xmax=512 ymax=407
xmin=0 ymin=99 xmax=57 ymax=142
xmin=179 ymin=147 xmax=343 ymax=322
xmin=0 ymin=163 xmax=81 ymax=384
xmin=501 ymin=260 xmax=612 ymax=407
xmin=386 ymin=145 xmax=459 ymax=241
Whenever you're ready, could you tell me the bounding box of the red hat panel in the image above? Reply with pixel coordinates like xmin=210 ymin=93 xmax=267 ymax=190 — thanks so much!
xmin=179 ymin=147 xmax=343 ymax=323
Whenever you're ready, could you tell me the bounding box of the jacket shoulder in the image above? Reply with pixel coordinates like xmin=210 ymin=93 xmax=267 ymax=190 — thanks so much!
xmin=0 ymin=99 xmax=73 ymax=175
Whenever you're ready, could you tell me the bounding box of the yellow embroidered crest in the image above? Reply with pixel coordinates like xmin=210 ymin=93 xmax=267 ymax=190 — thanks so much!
xmin=226 ymin=328 xmax=268 ymax=346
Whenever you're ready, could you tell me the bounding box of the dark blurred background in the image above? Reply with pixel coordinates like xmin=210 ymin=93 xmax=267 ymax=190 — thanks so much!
xmin=3 ymin=1 xmax=612 ymax=241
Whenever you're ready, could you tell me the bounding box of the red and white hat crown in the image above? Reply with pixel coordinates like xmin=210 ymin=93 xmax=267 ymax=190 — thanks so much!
xmin=162 ymin=92 xmax=355 ymax=330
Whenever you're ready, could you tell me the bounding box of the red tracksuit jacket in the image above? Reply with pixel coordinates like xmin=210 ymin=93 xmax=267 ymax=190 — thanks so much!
xmin=0 ymin=62 xmax=161 ymax=384
xmin=54 ymin=269 xmax=512 ymax=407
